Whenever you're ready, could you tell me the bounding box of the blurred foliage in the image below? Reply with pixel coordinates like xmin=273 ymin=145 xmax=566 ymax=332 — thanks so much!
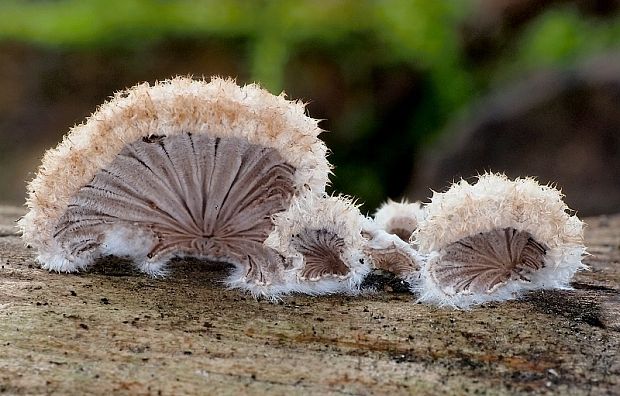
xmin=0 ymin=0 xmax=470 ymax=97
xmin=0 ymin=0 xmax=619 ymax=209
xmin=490 ymin=6 xmax=620 ymax=85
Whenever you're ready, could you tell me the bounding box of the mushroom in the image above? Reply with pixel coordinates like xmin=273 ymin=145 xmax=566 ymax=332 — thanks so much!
xmin=262 ymin=193 xmax=371 ymax=296
xmin=372 ymin=199 xmax=425 ymax=242
xmin=358 ymin=200 xmax=425 ymax=286
xmin=414 ymin=173 xmax=587 ymax=308
xmin=19 ymin=77 xmax=332 ymax=297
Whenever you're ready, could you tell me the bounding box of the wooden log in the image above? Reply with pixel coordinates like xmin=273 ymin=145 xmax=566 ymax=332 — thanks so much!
xmin=0 ymin=205 xmax=618 ymax=395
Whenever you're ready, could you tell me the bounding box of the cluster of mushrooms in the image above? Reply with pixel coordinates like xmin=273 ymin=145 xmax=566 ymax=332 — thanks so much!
xmin=20 ymin=77 xmax=586 ymax=308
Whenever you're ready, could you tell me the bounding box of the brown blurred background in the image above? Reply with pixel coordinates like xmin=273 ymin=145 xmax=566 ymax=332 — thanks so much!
xmin=1 ymin=0 xmax=619 ymax=215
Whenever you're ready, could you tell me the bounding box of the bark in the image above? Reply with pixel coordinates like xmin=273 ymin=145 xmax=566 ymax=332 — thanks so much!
xmin=0 ymin=205 xmax=618 ymax=395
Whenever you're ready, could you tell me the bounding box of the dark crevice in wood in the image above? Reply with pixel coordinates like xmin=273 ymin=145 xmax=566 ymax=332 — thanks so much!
xmin=526 ymin=291 xmax=608 ymax=330
xmin=571 ymin=282 xmax=619 ymax=293
xmin=360 ymin=270 xmax=411 ymax=293
xmin=85 ymin=255 xmax=236 ymax=278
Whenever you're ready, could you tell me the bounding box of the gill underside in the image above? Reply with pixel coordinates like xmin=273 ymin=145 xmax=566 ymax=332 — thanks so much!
xmin=291 ymin=228 xmax=350 ymax=280
xmin=430 ymin=227 xmax=547 ymax=295
xmin=53 ymin=132 xmax=296 ymax=282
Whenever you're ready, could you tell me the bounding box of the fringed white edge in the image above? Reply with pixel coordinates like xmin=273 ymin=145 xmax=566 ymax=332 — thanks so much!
xmin=224 ymin=262 xmax=371 ymax=300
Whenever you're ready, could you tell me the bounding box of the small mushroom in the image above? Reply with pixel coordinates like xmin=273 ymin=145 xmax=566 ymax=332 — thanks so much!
xmin=363 ymin=199 xmax=425 ymax=285
xmin=362 ymin=225 xmax=423 ymax=285
xmin=372 ymin=199 xmax=425 ymax=242
xmin=365 ymin=242 xmax=421 ymax=279
xmin=415 ymin=173 xmax=587 ymax=308
xmin=264 ymin=193 xmax=371 ymax=296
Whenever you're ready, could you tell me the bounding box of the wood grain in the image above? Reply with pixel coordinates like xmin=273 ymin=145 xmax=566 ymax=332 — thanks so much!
xmin=1 ymin=205 xmax=618 ymax=395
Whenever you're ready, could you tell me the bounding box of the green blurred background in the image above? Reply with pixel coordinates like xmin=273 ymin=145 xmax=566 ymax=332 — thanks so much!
xmin=1 ymin=0 xmax=619 ymax=215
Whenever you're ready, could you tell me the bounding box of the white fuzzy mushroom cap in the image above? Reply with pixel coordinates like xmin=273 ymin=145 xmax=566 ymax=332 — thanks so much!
xmin=414 ymin=173 xmax=587 ymax=308
xmin=415 ymin=173 xmax=584 ymax=252
xmin=19 ymin=76 xmax=330 ymax=254
xmin=260 ymin=193 xmax=371 ymax=295
xmin=373 ymin=199 xmax=425 ymax=241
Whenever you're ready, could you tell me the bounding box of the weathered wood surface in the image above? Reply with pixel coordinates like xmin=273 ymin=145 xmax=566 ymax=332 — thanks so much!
xmin=0 ymin=205 xmax=618 ymax=395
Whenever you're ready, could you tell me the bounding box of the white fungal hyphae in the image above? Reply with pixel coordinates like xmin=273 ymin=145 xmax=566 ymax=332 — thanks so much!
xmin=373 ymin=199 xmax=425 ymax=242
xmin=414 ymin=173 xmax=587 ymax=308
xmin=261 ymin=194 xmax=371 ymax=296
xmin=20 ymin=77 xmax=332 ymax=296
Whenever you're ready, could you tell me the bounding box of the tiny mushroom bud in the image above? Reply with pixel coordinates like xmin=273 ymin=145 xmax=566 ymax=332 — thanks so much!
xmin=19 ymin=77 xmax=334 ymax=298
xmin=373 ymin=199 xmax=425 ymax=242
xmin=414 ymin=173 xmax=587 ymax=308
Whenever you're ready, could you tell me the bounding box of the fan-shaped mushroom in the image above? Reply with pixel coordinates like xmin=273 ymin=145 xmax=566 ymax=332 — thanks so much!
xmin=20 ymin=77 xmax=332 ymax=296
xmin=414 ymin=173 xmax=587 ymax=308
xmin=263 ymin=193 xmax=371 ymax=296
